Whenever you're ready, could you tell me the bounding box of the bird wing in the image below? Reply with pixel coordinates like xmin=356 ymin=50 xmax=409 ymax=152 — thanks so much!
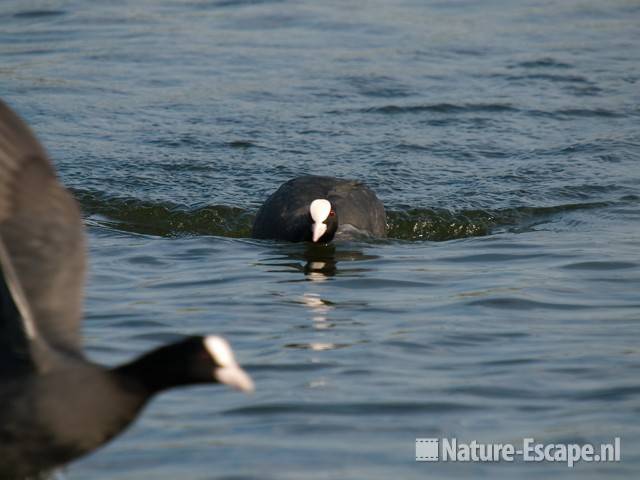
xmin=0 ymin=99 xmax=86 ymax=374
xmin=328 ymin=180 xmax=387 ymax=236
xmin=0 ymin=237 xmax=42 ymax=375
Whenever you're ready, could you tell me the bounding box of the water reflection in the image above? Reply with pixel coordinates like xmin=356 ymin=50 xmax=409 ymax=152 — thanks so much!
xmin=284 ymin=342 xmax=352 ymax=351
xmin=302 ymin=293 xmax=333 ymax=329
xmin=259 ymin=242 xmax=379 ymax=281
xmin=258 ymin=242 xmax=378 ymax=352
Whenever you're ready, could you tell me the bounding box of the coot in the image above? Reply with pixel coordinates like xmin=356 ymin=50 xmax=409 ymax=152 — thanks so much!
xmin=252 ymin=176 xmax=386 ymax=243
xmin=0 ymin=99 xmax=254 ymax=479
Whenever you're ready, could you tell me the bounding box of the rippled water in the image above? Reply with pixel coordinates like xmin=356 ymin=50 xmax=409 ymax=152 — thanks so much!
xmin=1 ymin=0 xmax=639 ymax=478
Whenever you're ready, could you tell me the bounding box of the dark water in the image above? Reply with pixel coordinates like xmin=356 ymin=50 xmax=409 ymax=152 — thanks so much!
xmin=1 ymin=0 xmax=640 ymax=478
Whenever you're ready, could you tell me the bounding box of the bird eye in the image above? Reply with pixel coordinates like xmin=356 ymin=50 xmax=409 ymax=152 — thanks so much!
xmin=329 ymin=210 xmax=335 ymax=217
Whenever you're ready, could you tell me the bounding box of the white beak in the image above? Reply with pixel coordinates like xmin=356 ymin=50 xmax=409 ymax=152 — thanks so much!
xmin=205 ymin=336 xmax=254 ymax=393
xmin=215 ymin=365 xmax=255 ymax=393
xmin=312 ymin=222 xmax=328 ymax=242
xmin=309 ymin=199 xmax=331 ymax=242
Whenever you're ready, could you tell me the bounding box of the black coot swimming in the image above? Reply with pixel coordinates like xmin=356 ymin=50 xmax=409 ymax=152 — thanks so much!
xmin=0 ymin=99 xmax=254 ymax=479
xmin=252 ymin=176 xmax=386 ymax=243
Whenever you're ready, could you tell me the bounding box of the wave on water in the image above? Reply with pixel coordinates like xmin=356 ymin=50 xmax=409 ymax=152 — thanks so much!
xmin=74 ymin=189 xmax=254 ymax=238
xmin=73 ymin=189 xmax=616 ymax=241
xmin=357 ymin=102 xmax=626 ymax=119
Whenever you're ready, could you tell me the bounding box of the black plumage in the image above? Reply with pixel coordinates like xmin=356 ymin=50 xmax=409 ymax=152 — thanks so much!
xmin=252 ymin=176 xmax=386 ymax=243
xmin=0 ymin=100 xmax=253 ymax=479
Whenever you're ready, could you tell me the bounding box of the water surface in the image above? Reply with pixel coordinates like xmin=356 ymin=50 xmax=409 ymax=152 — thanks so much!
xmin=1 ymin=0 xmax=639 ymax=478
